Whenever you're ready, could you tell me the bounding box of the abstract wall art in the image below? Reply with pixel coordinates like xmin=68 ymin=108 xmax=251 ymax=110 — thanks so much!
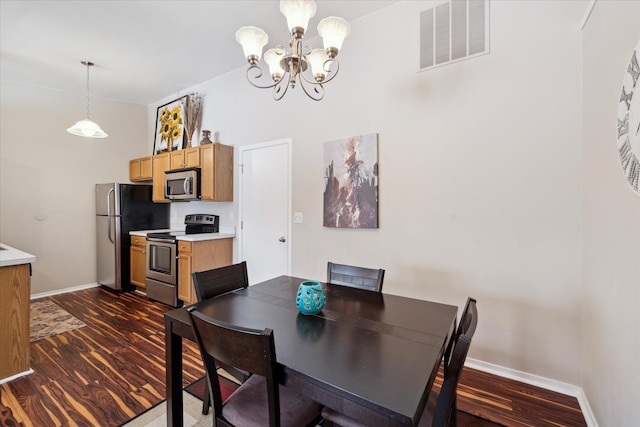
xmin=323 ymin=133 xmax=379 ymax=228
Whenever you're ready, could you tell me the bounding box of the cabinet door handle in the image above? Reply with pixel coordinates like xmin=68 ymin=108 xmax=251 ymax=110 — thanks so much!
xmin=279 ymin=237 xmax=286 ymax=243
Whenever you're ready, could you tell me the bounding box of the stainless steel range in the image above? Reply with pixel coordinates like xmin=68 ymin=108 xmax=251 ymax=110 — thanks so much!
xmin=145 ymin=214 xmax=219 ymax=306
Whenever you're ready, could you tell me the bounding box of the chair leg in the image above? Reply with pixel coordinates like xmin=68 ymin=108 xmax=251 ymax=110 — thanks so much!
xmin=202 ymin=383 xmax=210 ymax=415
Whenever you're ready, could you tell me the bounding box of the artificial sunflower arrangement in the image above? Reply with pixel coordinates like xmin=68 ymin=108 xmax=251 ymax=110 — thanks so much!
xmin=159 ymin=104 xmax=183 ymax=151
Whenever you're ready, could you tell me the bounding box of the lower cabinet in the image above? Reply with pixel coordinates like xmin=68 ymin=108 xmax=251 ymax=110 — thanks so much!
xmin=0 ymin=263 xmax=30 ymax=380
xmin=130 ymin=236 xmax=147 ymax=291
xmin=177 ymin=238 xmax=233 ymax=305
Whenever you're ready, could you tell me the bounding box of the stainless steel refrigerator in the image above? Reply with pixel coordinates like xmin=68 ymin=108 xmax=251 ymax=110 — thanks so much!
xmin=96 ymin=183 xmax=169 ymax=291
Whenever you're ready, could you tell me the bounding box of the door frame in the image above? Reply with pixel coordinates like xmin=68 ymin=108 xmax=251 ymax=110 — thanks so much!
xmin=238 ymin=138 xmax=293 ymax=278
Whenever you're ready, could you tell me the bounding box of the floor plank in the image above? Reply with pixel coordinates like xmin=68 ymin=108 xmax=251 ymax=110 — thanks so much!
xmin=0 ymin=287 xmax=587 ymax=426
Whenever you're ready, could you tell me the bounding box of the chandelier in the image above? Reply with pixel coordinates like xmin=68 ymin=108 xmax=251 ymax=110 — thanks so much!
xmin=235 ymin=0 xmax=351 ymax=101
xmin=67 ymin=61 xmax=108 ymax=138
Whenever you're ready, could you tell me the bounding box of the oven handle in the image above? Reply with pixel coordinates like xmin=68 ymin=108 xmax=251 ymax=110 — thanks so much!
xmin=146 ymin=237 xmax=176 ymax=244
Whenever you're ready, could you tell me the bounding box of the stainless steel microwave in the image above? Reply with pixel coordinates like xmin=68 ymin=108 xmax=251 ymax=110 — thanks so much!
xmin=165 ymin=168 xmax=200 ymax=201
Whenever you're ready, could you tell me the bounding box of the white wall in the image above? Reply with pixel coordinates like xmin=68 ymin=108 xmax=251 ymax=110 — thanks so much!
xmin=150 ymin=0 xmax=587 ymax=385
xmin=0 ymin=81 xmax=148 ymax=294
xmin=4 ymin=1 xmax=637 ymax=423
xmin=582 ymin=1 xmax=640 ymax=424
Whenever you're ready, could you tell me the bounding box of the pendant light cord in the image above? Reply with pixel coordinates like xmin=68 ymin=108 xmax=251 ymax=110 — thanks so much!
xmin=82 ymin=61 xmax=93 ymax=120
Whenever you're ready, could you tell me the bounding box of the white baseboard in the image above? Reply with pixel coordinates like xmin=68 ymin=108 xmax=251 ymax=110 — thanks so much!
xmin=0 ymin=368 xmax=33 ymax=385
xmin=466 ymin=358 xmax=599 ymax=427
xmin=31 ymin=282 xmax=99 ymax=300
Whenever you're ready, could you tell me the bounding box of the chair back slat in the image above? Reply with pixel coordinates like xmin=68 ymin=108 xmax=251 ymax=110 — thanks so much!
xmin=192 ymin=261 xmax=249 ymax=302
xmin=327 ymin=262 xmax=385 ymax=292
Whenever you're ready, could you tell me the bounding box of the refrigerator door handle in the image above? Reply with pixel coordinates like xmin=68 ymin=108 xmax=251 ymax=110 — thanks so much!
xmin=107 ymin=187 xmax=115 ymax=243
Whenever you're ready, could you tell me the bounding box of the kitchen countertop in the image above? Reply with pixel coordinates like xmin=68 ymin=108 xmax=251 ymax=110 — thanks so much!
xmin=130 ymin=228 xmax=235 ymax=242
xmin=0 ymin=243 xmax=36 ymax=267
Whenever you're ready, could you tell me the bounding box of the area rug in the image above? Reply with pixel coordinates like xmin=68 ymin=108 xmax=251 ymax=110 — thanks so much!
xmin=30 ymin=299 xmax=86 ymax=342
xmin=121 ymin=371 xmax=502 ymax=427
xmin=120 ymin=370 xmax=239 ymax=427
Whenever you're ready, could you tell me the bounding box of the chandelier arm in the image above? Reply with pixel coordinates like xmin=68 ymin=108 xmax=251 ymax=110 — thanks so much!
xmin=273 ymin=71 xmax=292 ymax=101
xmin=245 ymin=65 xmax=281 ymax=90
xmin=319 ymin=58 xmax=341 ymax=84
xmin=298 ymin=77 xmax=324 ymax=101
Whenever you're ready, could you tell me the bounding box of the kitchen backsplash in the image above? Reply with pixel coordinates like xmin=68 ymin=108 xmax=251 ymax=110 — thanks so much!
xmin=170 ymin=200 xmax=235 ymax=230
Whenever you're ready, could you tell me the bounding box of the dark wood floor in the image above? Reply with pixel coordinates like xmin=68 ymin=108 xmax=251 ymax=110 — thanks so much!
xmin=0 ymin=287 xmax=587 ymax=427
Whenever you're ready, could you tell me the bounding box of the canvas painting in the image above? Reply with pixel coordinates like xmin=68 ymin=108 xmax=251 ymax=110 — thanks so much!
xmin=153 ymin=96 xmax=186 ymax=154
xmin=323 ymin=133 xmax=379 ymax=228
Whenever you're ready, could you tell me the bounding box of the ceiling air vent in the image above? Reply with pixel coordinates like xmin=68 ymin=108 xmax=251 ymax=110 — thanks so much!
xmin=419 ymin=0 xmax=489 ymax=71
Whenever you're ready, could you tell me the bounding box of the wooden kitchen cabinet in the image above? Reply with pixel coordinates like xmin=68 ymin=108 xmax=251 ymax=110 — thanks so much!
xmin=129 ymin=156 xmax=153 ymax=182
xmin=177 ymin=241 xmax=192 ymax=303
xmin=177 ymin=238 xmax=233 ymax=305
xmin=0 ymin=263 xmax=30 ymax=380
xmin=200 ymin=143 xmax=234 ymax=201
xmin=152 ymin=153 xmax=170 ymax=203
xmin=130 ymin=236 xmax=147 ymax=291
xmin=146 ymin=143 xmax=233 ymax=203
xmin=170 ymin=147 xmax=200 ymax=170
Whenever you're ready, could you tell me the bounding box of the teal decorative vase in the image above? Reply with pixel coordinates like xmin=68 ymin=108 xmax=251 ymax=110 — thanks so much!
xmin=296 ymin=281 xmax=326 ymax=315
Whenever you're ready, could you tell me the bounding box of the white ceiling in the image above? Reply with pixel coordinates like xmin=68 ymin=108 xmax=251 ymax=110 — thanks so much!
xmin=0 ymin=0 xmax=399 ymax=106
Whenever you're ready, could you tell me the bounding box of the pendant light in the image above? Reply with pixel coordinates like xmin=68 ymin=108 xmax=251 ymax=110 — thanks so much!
xmin=67 ymin=61 xmax=108 ymax=138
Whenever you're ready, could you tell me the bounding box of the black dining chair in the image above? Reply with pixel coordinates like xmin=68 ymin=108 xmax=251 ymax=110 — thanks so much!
xmin=443 ymin=297 xmax=476 ymax=373
xmin=322 ymin=298 xmax=478 ymax=427
xmin=192 ymin=261 xmax=250 ymax=415
xmin=189 ymin=308 xmax=323 ymax=427
xmin=326 ymin=262 xmax=385 ymax=293
xmin=192 ymin=261 xmax=249 ymax=302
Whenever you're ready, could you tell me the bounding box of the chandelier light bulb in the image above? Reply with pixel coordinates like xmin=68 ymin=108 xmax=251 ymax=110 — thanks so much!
xmin=264 ymin=48 xmax=285 ymax=82
xmin=280 ymin=0 xmax=317 ymax=38
xmin=236 ymin=26 xmax=269 ymax=65
xmin=317 ymin=16 xmax=351 ymax=58
xmin=307 ymin=49 xmax=329 ymax=82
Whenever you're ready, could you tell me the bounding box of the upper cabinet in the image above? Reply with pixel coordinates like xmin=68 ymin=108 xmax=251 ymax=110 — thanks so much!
xmin=152 ymin=153 xmax=171 ymax=203
xmin=170 ymin=147 xmax=200 ymax=170
xmin=201 ymin=143 xmax=233 ymax=201
xmin=129 ymin=156 xmax=153 ymax=182
xmin=133 ymin=144 xmax=233 ymax=203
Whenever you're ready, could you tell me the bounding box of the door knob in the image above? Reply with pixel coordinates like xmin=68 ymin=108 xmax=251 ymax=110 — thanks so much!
xmin=279 ymin=237 xmax=286 ymax=242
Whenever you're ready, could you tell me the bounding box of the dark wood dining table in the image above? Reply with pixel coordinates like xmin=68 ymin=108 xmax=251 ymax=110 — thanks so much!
xmin=163 ymin=275 xmax=457 ymax=427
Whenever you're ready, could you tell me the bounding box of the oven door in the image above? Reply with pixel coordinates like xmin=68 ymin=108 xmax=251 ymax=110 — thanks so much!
xmin=146 ymin=238 xmax=177 ymax=285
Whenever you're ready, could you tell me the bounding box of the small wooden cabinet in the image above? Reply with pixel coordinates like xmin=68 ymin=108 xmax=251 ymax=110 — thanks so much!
xmin=152 ymin=153 xmax=171 ymax=203
xmin=130 ymin=236 xmax=147 ymax=291
xmin=170 ymin=147 xmax=200 ymax=170
xmin=0 ymin=263 xmax=30 ymax=380
xmin=129 ymin=156 xmax=153 ymax=182
xmin=177 ymin=238 xmax=233 ymax=305
xmin=201 ymin=143 xmax=234 ymax=201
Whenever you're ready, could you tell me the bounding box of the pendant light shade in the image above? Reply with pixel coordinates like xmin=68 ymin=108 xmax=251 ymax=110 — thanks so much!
xmin=67 ymin=119 xmax=108 ymax=138
xmin=67 ymin=61 xmax=108 ymax=138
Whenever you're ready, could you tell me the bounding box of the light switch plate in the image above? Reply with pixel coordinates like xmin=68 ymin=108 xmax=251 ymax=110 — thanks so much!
xmin=294 ymin=212 xmax=303 ymax=223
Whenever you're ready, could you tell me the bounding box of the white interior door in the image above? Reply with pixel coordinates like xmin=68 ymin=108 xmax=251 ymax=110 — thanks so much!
xmin=239 ymin=139 xmax=291 ymax=285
